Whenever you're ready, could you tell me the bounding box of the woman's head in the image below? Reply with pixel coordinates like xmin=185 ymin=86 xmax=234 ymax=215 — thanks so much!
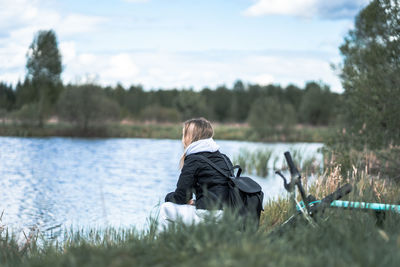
xmin=182 ymin=118 xmax=214 ymax=149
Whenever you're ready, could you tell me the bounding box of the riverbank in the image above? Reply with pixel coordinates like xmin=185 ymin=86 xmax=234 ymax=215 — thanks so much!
xmin=2 ymin=169 xmax=399 ymax=266
xmin=0 ymin=122 xmax=336 ymax=142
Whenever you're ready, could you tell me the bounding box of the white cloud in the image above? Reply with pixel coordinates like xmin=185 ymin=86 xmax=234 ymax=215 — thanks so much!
xmin=243 ymin=0 xmax=369 ymax=19
xmin=57 ymin=14 xmax=106 ymax=35
xmin=61 ymin=53 xmax=140 ymax=88
xmin=78 ymin=53 xmax=97 ymax=65
xmin=251 ymin=74 xmax=275 ymax=86
xmin=241 ymin=54 xmax=342 ymax=91
xmin=0 ymin=72 xmax=23 ymax=85
xmin=0 ymin=0 xmax=107 ymax=84
xmin=33 ymin=45 xmax=342 ymax=92
xmin=59 ymin=41 xmax=76 ymax=64
xmin=0 ymin=0 xmax=39 ymax=30
xmin=0 ymin=0 xmax=343 ymax=92
xmin=103 ymin=54 xmax=140 ymax=81
xmin=244 ymin=0 xmax=317 ymax=18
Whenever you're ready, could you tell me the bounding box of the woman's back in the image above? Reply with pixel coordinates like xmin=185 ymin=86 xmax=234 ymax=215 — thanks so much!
xmin=165 ymin=150 xmax=232 ymax=210
xmin=185 ymin=151 xmax=232 ymax=209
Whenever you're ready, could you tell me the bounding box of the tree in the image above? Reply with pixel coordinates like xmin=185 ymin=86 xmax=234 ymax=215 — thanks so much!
xmin=230 ymin=80 xmax=251 ymax=122
xmin=212 ymin=86 xmax=233 ymax=122
xmin=248 ymin=96 xmax=296 ymax=138
xmin=284 ymin=84 xmax=303 ymax=112
xmin=25 ymin=29 xmax=63 ymax=127
xmin=57 ymin=84 xmax=120 ymax=131
xmin=299 ymin=82 xmax=336 ymax=125
xmin=140 ymin=105 xmax=180 ymax=122
xmin=339 ymin=0 xmax=400 ymax=148
xmin=0 ymin=82 xmax=15 ymax=111
xmin=174 ymin=90 xmax=210 ymax=120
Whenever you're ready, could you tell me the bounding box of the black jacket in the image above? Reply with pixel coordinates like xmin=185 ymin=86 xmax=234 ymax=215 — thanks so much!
xmin=165 ymin=151 xmax=232 ymax=210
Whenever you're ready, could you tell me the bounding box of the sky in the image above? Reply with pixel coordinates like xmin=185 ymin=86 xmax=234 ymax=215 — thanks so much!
xmin=0 ymin=0 xmax=370 ymax=92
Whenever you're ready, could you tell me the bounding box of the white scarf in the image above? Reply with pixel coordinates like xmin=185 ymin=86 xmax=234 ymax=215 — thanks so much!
xmin=185 ymin=138 xmax=220 ymax=156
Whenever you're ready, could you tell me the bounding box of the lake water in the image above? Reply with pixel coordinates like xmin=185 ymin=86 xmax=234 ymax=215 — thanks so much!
xmin=0 ymin=137 xmax=323 ymax=235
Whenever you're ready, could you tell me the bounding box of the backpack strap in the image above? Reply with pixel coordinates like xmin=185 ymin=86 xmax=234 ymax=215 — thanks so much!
xmin=220 ymin=153 xmax=242 ymax=177
xmin=195 ymin=155 xmax=232 ymax=179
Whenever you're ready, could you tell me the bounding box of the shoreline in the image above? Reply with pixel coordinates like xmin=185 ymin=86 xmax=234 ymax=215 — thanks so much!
xmin=0 ymin=123 xmax=336 ymax=143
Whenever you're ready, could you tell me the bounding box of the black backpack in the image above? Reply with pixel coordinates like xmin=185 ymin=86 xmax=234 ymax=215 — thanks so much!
xmin=195 ymin=154 xmax=264 ymax=227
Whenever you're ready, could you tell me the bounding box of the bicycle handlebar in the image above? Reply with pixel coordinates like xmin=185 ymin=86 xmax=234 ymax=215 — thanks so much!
xmin=279 ymin=152 xmax=352 ymax=217
xmin=284 ymin=151 xmax=300 ymax=180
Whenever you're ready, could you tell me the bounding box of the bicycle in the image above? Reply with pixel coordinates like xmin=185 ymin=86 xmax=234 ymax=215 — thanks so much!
xmin=272 ymin=151 xmax=400 ymax=233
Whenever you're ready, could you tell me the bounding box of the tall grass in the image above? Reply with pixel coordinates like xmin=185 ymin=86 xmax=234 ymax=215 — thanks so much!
xmin=233 ymin=148 xmax=273 ymax=177
xmin=2 ymin=153 xmax=400 ymax=266
xmin=233 ymin=147 xmax=321 ymax=178
xmin=2 ymin=186 xmax=400 ymax=267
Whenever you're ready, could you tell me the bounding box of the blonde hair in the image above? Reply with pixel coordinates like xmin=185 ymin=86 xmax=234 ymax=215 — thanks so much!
xmin=180 ymin=118 xmax=214 ymax=169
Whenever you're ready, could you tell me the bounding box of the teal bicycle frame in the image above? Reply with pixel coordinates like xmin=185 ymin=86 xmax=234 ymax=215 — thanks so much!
xmin=297 ymin=200 xmax=400 ymax=213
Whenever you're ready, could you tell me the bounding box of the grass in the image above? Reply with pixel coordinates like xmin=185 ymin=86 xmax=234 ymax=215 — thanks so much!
xmin=233 ymin=147 xmax=321 ymax=178
xmin=0 ymin=121 xmax=336 ymax=143
xmin=233 ymin=148 xmax=273 ymax=177
xmin=2 ymin=163 xmax=400 ymax=266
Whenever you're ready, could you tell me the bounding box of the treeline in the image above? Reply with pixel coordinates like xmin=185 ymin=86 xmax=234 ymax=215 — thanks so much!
xmin=0 ymin=79 xmax=341 ymax=128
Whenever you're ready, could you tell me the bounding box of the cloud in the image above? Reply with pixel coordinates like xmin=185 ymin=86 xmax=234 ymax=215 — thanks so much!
xmin=103 ymin=54 xmax=140 ymax=81
xmin=0 ymin=0 xmax=39 ymax=31
xmin=244 ymin=0 xmax=317 ymax=18
xmin=59 ymin=41 xmax=76 ymax=64
xmin=60 ymin=50 xmax=341 ymax=92
xmin=57 ymin=14 xmax=106 ymax=36
xmin=242 ymin=53 xmax=342 ymax=91
xmin=60 ymin=52 xmax=141 ymax=87
xmin=0 ymin=0 xmax=106 ymax=84
xmin=251 ymin=74 xmax=275 ymax=86
xmin=243 ymin=0 xmax=369 ymax=20
xmin=0 ymin=0 xmax=344 ymax=92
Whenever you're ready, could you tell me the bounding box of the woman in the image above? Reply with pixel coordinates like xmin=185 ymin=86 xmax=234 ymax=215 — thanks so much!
xmin=158 ymin=118 xmax=233 ymax=231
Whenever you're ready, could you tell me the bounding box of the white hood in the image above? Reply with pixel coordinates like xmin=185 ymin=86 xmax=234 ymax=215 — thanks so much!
xmin=185 ymin=138 xmax=220 ymax=156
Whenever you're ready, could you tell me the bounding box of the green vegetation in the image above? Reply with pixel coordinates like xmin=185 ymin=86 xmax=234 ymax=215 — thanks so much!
xmin=326 ymin=0 xmax=400 ymax=178
xmin=57 ymin=84 xmax=120 ymax=131
xmin=0 ymin=122 xmax=335 ymax=142
xmin=2 ymin=166 xmax=400 ymax=267
xmin=1 ymin=80 xmax=341 ymax=140
xmin=233 ymin=148 xmax=273 ymax=177
xmin=233 ymin=147 xmax=321 ymax=178
xmin=338 ymin=0 xmax=400 ymax=149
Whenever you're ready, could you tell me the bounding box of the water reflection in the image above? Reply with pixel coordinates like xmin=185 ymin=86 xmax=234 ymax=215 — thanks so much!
xmin=0 ymin=137 xmax=323 ymax=233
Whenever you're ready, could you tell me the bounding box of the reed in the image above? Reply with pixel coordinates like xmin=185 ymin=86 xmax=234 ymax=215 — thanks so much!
xmin=1 ymin=153 xmax=400 ymax=266
xmin=233 ymin=148 xmax=273 ymax=177
xmin=234 ymin=147 xmax=320 ymax=178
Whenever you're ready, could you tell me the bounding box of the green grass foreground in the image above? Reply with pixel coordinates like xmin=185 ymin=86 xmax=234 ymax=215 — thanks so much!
xmin=2 ymin=210 xmax=400 ymax=266
xmin=2 ymin=169 xmax=400 ymax=267
xmin=0 ymin=122 xmax=336 ymax=142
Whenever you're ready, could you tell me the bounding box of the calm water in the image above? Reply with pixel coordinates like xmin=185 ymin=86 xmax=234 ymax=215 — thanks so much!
xmin=0 ymin=137 xmax=323 ymax=234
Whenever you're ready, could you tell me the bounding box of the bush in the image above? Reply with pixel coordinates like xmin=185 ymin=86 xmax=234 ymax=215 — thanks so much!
xmin=10 ymin=103 xmax=40 ymax=126
xmin=248 ymin=97 xmax=296 ymax=139
xmin=57 ymin=84 xmax=120 ymax=130
xmin=140 ymin=105 xmax=180 ymax=123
